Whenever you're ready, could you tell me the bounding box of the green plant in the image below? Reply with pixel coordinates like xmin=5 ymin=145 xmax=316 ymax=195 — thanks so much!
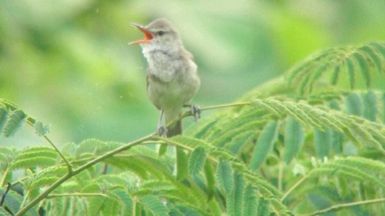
xmin=1 ymin=41 xmax=385 ymax=216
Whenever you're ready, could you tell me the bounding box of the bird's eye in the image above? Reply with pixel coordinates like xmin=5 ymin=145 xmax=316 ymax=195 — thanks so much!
xmin=157 ymin=31 xmax=165 ymax=36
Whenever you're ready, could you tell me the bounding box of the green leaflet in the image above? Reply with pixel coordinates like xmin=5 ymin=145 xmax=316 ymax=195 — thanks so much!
xmin=226 ymin=131 xmax=255 ymax=154
xmin=188 ymin=147 xmax=207 ymax=177
xmin=284 ymin=117 xmax=305 ymax=164
xmin=83 ymin=183 xmax=105 ymax=216
xmin=352 ymin=52 xmax=371 ymax=87
xmin=176 ymin=147 xmax=188 ymax=180
xmin=242 ymin=185 xmax=258 ymax=216
xmin=0 ymin=106 xmax=7 ymax=132
xmin=249 ymin=121 xmax=279 ymax=170
xmin=16 ymin=147 xmax=58 ymax=159
xmin=216 ymin=159 xmax=233 ymax=194
xmin=257 ymin=197 xmax=269 ymax=216
xmin=362 ymin=91 xmax=377 ymax=121
xmin=3 ymin=110 xmax=26 ymax=137
xmin=358 ymin=44 xmax=383 ymax=74
xmin=11 ymin=156 xmax=58 ymax=170
xmin=345 ymin=92 xmax=362 ymax=116
xmin=314 ymin=129 xmax=331 ymax=159
xmin=330 ymin=64 xmax=341 ymax=85
xmin=140 ymin=195 xmax=169 ymax=216
xmin=10 ymin=147 xmax=59 ymax=170
xmin=346 ymin=57 xmax=356 ymax=89
xmin=330 ymin=130 xmax=343 ymax=154
xmin=100 ymin=192 xmax=122 ymax=216
xmin=383 ymin=93 xmax=385 ymax=123
xmin=227 ymin=172 xmax=244 ymax=216
xmin=204 ymin=162 xmax=215 ymax=199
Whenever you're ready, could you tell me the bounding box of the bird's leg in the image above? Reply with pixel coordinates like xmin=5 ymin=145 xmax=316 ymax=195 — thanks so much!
xmin=183 ymin=104 xmax=201 ymax=121
xmin=157 ymin=110 xmax=168 ymax=136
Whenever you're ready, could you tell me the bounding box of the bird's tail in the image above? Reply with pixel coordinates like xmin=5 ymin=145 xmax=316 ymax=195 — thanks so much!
xmin=158 ymin=111 xmax=182 ymax=154
xmin=167 ymin=119 xmax=182 ymax=137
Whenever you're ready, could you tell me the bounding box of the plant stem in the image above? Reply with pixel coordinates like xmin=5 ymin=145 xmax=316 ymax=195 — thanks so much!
xmin=278 ymin=162 xmax=283 ymax=191
xmin=199 ymin=101 xmax=253 ymax=111
xmin=42 ymin=135 xmax=72 ymax=172
xmin=15 ymin=134 xmax=155 ymax=216
xmin=47 ymin=193 xmax=108 ymax=198
xmin=281 ymin=173 xmax=311 ymax=202
xmin=0 ymin=167 xmax=9 ymax=186
xmin=304 ymin=198 xmax=385 ymax=216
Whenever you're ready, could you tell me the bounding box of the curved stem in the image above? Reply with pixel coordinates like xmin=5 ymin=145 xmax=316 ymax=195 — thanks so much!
xmin=303 ymin=198 xmax=385 ymax=216
xmin=47 ymin=193 xmax=108 ymax=198
xmin=42 ymin=135 xmax=72 ymax=172
xmin=281 ymin=173 xmax=311 ymax=202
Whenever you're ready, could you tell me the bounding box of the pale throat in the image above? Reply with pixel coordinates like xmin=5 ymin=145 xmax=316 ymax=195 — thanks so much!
xmin=141 ymin=42 xmax=183 ymax=82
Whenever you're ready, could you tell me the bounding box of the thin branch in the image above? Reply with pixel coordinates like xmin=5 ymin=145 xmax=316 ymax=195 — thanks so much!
xmin=0 ymin=183 xmax=11 ymax=206
xmin=199 ymin=101 xmax=253 ymax=111
xmin=281 ymin=173 xmax=311 ymax=202
xmin=0 ymin=167 xmax=9 ymax=186
xmin=304 ymin=198 xmax=385 ymax=216
xmin=42 ymin=135 xmax=72 ymax=172
xmin=15 ymin=134 xmax=155 ymax=216
xmin=47 ymin=193 xmax=108 ymax=198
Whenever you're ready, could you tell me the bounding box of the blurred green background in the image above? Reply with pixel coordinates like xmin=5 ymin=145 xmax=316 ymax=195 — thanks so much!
xmin=1 ymin=0 xmax=385 ymax=147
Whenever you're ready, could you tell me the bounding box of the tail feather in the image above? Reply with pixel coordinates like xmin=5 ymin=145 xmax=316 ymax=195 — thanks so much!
xmin=167 ymin=119 xmax=182 ymax=137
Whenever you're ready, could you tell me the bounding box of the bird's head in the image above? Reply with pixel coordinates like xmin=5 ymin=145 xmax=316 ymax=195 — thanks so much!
xmin=129 ymin=18 xmax=181 ymax=52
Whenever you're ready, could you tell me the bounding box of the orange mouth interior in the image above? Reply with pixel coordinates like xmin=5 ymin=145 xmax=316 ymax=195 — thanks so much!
xmin=129 ymin=25 xmax=153 ymax=45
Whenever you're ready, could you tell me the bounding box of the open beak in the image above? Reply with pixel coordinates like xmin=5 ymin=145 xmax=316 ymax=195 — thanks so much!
xmin=128 ymin=24 xmax=153 ymax=45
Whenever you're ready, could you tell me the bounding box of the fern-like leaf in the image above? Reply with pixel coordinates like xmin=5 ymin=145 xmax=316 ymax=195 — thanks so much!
xmin=216 ymin=159 xmax=233 ymax=194
xmin=188 ymin=147 xmax=207 ymax=177
xmin=0 ymin=106 xmax=8 ymax=132
xmin=249 ymin=121 xmax=278 ymax=170
xmin=314 ymin=129 xmax=332 ymax=159
xmin=287 ymin=41 xmax=385 ymax=94
xmin=3 ymin=110 xmax=26 ymax=137
xmin=242 ymin=185 xmax=258 ymax=216
xmin=283 ymin=117 xmax=305 ymax=164
xmin=140 ymin=195 xmax=169 ymax=216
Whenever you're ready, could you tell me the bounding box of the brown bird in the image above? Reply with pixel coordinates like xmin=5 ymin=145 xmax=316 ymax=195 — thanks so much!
xmin=129 ymin=18 xmax=200 ymax=137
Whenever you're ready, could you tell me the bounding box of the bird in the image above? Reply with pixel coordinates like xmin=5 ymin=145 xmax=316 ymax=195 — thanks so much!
xmin=129 ymin=18 xmax=200 ymax=137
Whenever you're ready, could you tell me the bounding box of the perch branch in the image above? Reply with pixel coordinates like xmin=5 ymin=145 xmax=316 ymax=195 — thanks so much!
xmin=304 ymin=198 xmax=385 ymax=216
xmin=14 ymin=100 xmax=262 ymax=215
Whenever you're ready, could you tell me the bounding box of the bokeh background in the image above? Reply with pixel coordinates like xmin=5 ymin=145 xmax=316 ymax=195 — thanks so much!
xmin=1 ymin=0 xmax=385 ymax=147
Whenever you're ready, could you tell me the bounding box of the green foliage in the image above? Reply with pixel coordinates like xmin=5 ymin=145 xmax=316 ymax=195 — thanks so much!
xmin=249 ymin=121 xmax=279 ymax=170
xmin=288 ymin=41 xmax=385 ymax=94
xmin=0 ymin=101 xmax=49 ymax=138
xmin=284 ymin=117 xmax=305 ymax=164
xmin=3 ymin=110 xmax=26 ymax=137
xmin=188 ymin=147 xmax=207 ymax=177
xmin=2 ymin=40 xmax=385 ymax=216
xmin=216 ymin=159 xmax=233 ymax=194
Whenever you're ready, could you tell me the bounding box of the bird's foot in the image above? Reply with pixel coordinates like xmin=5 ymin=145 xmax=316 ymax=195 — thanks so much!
xmin=157 ymin=125 xmax=168 ymax=137
xmin=185 ymin=104 xmax=201 ymax=121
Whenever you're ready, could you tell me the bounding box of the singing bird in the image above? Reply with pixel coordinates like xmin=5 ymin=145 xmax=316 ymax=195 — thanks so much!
xmin=129 ymin=18 xmax=200 ymax=137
